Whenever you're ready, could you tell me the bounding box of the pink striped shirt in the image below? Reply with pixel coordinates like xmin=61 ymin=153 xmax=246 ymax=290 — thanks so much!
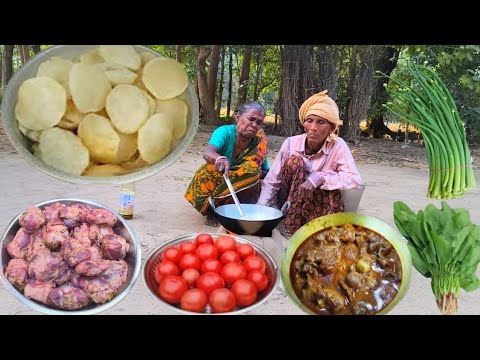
xmin=257 ymin=134 xmax=362 ymax=206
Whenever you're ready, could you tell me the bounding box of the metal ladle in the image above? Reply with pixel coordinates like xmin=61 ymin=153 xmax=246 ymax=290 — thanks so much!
xmin=223 ymin=173 xmax=244 ymax=217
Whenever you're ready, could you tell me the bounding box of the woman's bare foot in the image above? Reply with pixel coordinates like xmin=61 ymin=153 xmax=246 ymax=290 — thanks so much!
xmin=277 ymin=221 xmax=293 ymax=239
xmin=205 ymin=213 xmax=219 ymax=227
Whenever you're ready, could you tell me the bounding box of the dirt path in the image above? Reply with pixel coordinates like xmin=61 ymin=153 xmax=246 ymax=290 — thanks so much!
xmin=0 ymin=126 xmax=479 ymax=315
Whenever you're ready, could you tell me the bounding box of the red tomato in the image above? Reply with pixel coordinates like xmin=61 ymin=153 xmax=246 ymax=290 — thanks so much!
xmin=231 ymin=279 xmax=257 ymax=307
xmin=154 ymin=260 xmax=180 ymax=283
xmin=214 ymin=235 xmax=237 ymax=254
xmin=220 ymin=263 xmax=247 ymax=286
xmin=180 ymin=288 xmax=208 ymax=313
xmin=220 ymin=250 xmax=240 ymax=265
xmin=201 ymin=258 xmax=223 ymax=274
xmin=247 ymin=271 xmax=269 ymax=292
xmin=182 ymin=268 xmax=200 ymax=288
xmin=158 ymin=275 xmax=188 ymax=304
xmin=163 ymin=247 xmax=182 ymax=264
xmin=196 ymin=272 xmax=225 ymax=295
xmin=178 ymin=253 xmax=202 ymax=271
xmin=236 ymin=244 xmax=255 ymax=260
xmin=242 ymin=255 xmax=266 ymax=273
xmin=209 ymin=288 xmax=236 ymax=313
xmin=179 ymin=241 xmax=197 ymax=254
xmin=196 ymin=243 xmax=218 ymax=261
xmin=195 ymin=233 xmax=214 ymax=246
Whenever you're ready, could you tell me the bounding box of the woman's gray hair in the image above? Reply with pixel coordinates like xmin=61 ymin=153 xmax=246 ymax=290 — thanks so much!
xmin=234 ymin=101 xmax=266 ymax=117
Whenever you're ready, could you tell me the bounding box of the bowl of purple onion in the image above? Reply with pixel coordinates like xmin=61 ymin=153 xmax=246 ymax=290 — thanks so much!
xmin=0 ymin=198 xmax=141 ymax=315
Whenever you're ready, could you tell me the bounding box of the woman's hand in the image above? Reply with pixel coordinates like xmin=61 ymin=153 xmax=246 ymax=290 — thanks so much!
xmin=215 ymin=157 xmax=230 ymax=176
xmin=299 ymin=179 xmax=316 ymax=198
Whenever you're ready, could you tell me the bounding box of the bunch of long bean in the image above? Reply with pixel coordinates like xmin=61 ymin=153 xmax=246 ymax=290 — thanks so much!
xmin=385 ymin=61 xmax=476 ymax=199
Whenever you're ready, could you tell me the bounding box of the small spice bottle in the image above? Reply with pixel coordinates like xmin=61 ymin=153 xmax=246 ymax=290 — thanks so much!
xmin=119 ymin=183 xmax=136 ymax=220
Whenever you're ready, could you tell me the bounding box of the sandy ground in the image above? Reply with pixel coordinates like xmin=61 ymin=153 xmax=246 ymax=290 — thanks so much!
xmin=0 ymin=126 xmax=479 ymax=315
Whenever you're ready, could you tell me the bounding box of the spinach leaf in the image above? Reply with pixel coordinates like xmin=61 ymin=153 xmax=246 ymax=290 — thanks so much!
xmin=393 ymin=200 xmax=480 ymax=313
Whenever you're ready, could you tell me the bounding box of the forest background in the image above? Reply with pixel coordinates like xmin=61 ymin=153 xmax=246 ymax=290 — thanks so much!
xmin=1 ymin=45 xmax=480 ymax=145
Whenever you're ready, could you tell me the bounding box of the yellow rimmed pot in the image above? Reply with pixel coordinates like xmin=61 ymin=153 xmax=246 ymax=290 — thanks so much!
xmin=281 ymin=212 xmax=412 ymax=315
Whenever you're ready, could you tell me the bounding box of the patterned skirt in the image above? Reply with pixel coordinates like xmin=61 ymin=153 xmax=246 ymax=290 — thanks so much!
xmin=277 ymin=155 xmax=344 ymax=235
xmin=184 ymin=161 xmax=261 ymax=215
xmin=185 ymin=132 xmax=268 ymax=216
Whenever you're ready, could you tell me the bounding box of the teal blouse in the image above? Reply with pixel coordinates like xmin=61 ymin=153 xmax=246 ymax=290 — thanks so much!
xmin=209 ymin=125 xmax=270 ymax=171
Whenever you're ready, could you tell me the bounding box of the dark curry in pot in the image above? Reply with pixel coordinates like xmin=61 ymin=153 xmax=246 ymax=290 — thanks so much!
xmin=290 ymin=224 xmax=402 ymax=315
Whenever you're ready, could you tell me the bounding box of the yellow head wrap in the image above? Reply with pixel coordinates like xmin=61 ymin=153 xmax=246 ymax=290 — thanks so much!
xmin=298 ymin=90 xmax=342 ymax=142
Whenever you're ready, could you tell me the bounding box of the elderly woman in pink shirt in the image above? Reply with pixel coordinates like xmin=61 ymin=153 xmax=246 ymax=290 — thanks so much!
xmin=257 ymin=90 xmax=362 ymax=237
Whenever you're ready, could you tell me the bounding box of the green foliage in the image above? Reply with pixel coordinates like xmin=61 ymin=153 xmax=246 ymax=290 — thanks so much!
xmin=260 ymin=91 xmax=277 ymax=112
xmin=334 ymin=45 xmax=355 ymax=119
xmin=383 ymin=51 xmax=412 ymax=124
xmin=412 ymin=46 xmax=480 ymax=143
xmin=386 ymin=45 xmax=480 ymax=143
xmin=147 ymin=45 xmax=176 ymax=59
xmin=247 ymin=45 xmax=281 ymax=110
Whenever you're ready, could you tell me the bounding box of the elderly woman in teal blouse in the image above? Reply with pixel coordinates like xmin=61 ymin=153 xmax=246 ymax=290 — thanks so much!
xmin=185 ymin=101 xmax=269 ymax=225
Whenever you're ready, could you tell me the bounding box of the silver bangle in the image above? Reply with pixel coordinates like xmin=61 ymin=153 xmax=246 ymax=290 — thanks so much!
xmin=214 ymin=156 xmax=228 ymax=164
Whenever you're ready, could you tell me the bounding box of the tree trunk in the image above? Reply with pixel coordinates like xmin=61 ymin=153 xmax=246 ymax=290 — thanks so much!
xmin=274 ymin=100 xmax=279 ymax=133
xmin=341 ymin=45 xmax=358 ymax=138
xmin=404 ymin=122 xmax=409 ymax=144
xmin=343 ymin=46 xmax=386 ymax=141
xmin=253 ymin=46 xmax=263 ymax=101
xmin=226 ymin=48 xmax=233 ymax=118
xmin=207 ymin=45 xmax=221 ymax=107
xmin=18 ymin=45 xmax=30 ymax=64
xmin=196 ymin=46 xmax=218 ymax=126
xmin=278 ymin=45 xmax=318 ymax=136
xmin=216 ymin=46 xmax=225 ymax=116
xmin=367 ymin=46 xmax=401 ymax=138
xmin=235 ymin=45 xmax=253 ymax=109
xmin=317 ymin=45 xmax=337 ymax=101
xmin=176 ymin=45 xmax=182 ymax=63
xmin=417 ymin=132 xmax=423 ymax=144
xmin=194 ymin=75 xmax=199 ymax=98
xmin=32 ymin=45 xmax=41 ymax=54
xmin=1 ymin=45 xmax=14 ymax=91
xmin=302 ymin=46 xmax=318 ymax=100
xmin=275 ymin=46 xmax=283 ymax=135
xmin=0 ymin=46 xmax=3 ymax=80
xmin=368 ymin=116 xmax=395 ymax=138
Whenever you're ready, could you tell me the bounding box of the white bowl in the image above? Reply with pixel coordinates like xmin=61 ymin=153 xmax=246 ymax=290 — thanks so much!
xmin=0 ymin=45 xmax=199 ymax=185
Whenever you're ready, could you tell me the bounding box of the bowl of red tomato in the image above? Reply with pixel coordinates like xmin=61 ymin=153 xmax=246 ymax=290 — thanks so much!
xmin=142 ymin=233 xmax=279 ymax=314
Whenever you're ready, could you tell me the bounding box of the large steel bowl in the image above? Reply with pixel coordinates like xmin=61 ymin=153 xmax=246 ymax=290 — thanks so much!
xmin=281 ymin=212 xmax=412 ymax=315
xmin=0 ymin=45 xmax=199 ymax=185
xmin=0 ymin=198 xmax=142 ymax=315
xmin=214 ymin=204 xmax=285 ymax=237
xmin=209 ymin=198 xmax=290 ymax=237
xmin=143 ymin=233 xmax=280 ymax=314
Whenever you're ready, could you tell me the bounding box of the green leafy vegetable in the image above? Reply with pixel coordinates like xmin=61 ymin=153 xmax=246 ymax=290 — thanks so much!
xmin=393 ymin=200 xmax=480 ymax=314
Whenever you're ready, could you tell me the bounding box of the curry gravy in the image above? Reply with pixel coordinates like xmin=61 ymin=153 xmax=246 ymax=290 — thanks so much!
xmin=290 ymin=224 xmax=402 ymax=315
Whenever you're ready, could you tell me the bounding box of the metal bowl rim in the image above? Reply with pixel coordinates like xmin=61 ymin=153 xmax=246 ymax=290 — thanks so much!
xmin=0 ymin=45 xmax=199 ymax=185
xmin=142 ymin=232 xmax=280 ymax=315
xmin=0 ymin=197 xmax=142 ymax=315
xmin=215 ymin=204 xmax=284 ymax=222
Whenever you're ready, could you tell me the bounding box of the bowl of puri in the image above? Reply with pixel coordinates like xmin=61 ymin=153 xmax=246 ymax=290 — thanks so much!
xmin=143 ymin=233 xmax=280 ymax=314
xmin=0 ymin=198 xmax=141 ymax=315
xmin=281 ymin=212 xmax=412 ymax=315
xmin=0 ymin=45 xmax=199 ymax=185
